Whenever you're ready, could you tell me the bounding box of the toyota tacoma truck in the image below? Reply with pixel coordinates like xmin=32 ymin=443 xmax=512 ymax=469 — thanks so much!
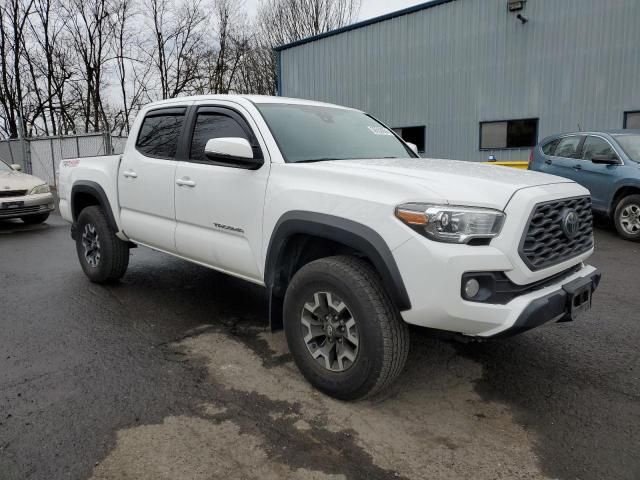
xmin=58 ymin=95 xmax=601 ymax=400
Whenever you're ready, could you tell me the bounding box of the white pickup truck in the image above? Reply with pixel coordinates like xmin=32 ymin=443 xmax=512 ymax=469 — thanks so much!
xmin=59 ymin=95 xmax=600 ymax=399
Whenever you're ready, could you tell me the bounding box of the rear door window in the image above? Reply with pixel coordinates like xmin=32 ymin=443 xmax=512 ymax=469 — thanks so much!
xmin=136 ymin=109 xmax=186 ymax=159
xmin=554 ymin=136 xmax=583 ymax=159
xmin=582 ymin=136 xmax=618 ymax=161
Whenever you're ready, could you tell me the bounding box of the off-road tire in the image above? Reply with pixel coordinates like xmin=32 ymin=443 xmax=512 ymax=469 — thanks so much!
xmin=75 ymin=206 xmax=129 ymax=283
xmin=21 ymin=213 xmax=49 ymax=224
xmin=613 ymin=194 xmax=640 ymax=241
xmin=283 ymin=255 xmax=410 ymax=400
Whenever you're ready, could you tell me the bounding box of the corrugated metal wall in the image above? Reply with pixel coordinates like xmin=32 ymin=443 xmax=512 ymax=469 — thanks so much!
xmin=279 ymin=0 xmax=640 ymax=161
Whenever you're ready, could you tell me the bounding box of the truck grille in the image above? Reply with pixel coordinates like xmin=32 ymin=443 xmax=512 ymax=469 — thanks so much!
xmin=519 ymin=196 xmax=593 ymax=271
xmin=0 ymin=190 xmax=27 ymax=198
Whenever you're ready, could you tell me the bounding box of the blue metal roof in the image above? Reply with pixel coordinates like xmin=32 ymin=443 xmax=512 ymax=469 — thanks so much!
xmin=273 ymin=0 xmax=458 ymax=52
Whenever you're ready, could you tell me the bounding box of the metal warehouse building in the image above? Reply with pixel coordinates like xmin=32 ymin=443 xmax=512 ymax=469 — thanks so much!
xmin=275 ymin=0 xmax=640 ymax=162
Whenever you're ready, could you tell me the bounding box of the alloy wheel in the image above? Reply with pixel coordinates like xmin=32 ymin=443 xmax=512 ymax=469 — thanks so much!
xmin=82 ymin=223 xmax=101 ymax=267
xmin=620 ymin=203 xmax=640 ymax=235
xmin=300 ymin=291 xmax=359 ymax=372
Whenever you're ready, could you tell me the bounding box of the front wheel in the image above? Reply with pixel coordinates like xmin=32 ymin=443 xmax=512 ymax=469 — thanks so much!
xmin=283 ymin=255 xmax=410 ymax=400
xmin=75 ymin=206 xmax=130 ymax=283
xmin=614 ymin=194 xmax=640 ymax=241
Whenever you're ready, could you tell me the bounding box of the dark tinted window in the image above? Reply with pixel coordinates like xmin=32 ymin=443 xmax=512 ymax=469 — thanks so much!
xmin=136 ymin=111 xmax=185 ymax=158
xmin=480 ymin=119 xmax=538 ymax=149
xmin=624 ymin=111 xmax=640 ymax=129
xmin=582 ymin=136 xmax=618 ymax=161
xmin=393 ymin=126 xmax=425 ymax=153
xmin=554 ymin=136 xmax=583 ymax=159
xmin=542 ymin=138 xmax=560 ymax=155
xmin=190 ymin=113 xmax=248 ymax=162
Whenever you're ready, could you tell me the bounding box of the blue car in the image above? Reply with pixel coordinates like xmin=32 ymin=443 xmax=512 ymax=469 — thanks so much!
xmin=529 ymin=130 xmax=640 ymax=241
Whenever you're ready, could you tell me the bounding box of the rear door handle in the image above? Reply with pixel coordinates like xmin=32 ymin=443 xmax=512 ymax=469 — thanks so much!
xmin=176 ymin=177 xmax=196 ymax=187
xmin=573 ymin=164 xmax=582 ymax=171
xmin=122 ymin=169 xmax=137 ymax=178
xmin=544 ymin=159 xmax=552 ymax=165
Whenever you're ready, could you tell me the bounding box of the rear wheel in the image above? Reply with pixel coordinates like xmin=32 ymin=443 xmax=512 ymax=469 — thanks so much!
xmin=283 ymin=255 xmax=409 ymax=400
xmin=75 ymin=206 xmax=129 ymax=282
xmin=21 ymin=213 xmax=49 ymax=224
xmin=614 ymin=194 xmax=640 ymax=241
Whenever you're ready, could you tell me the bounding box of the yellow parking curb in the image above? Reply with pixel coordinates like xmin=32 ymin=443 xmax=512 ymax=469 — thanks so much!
xmin=482 ymin=161 xmax=529 ymax=169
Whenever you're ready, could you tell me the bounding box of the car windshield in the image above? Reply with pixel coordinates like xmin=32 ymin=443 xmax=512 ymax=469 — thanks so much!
xmin=613 ymin=134 xmax=640 ymax=162
xmin=255 ymin=103 xmax=416 ymax=163
xmin=0 ymin=159 xmax=12 ymax=172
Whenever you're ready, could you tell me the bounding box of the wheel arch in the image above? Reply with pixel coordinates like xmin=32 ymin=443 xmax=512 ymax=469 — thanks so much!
xmin=70 ymin=181 xmax=118 ymax=237
xmin=611 ymin=184 xmax=640 ymax=214
xmin=264 ymin=211 xmax=411 ymax=330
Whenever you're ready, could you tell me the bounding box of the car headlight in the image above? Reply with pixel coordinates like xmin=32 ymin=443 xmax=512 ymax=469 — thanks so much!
xmin=29 ymin=184 xmax=51 ymax=195
xmin=395 ymin=203 xmax=505 ymax=244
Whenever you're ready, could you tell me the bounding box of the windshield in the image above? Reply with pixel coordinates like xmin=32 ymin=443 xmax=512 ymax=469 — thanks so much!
xmin=613 ymin=134 xmax=640 ymax=162
xmin=256 ymin=103 xmax=416 ymax=163
xmin=0 ymin=159 xmax=12 ymax=172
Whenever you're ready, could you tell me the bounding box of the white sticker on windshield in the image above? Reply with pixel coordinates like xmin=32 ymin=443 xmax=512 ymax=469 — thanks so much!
xmin=367 ymin=126 xmax=393 ymax=136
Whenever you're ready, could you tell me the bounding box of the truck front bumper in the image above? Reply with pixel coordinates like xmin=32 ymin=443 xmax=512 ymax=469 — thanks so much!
xmin=490 ymin=269 xmax=600 ymax=337
xmin=393 ymin=235 xmax=600 ymax=337
xmin=0 ymin=192 xmax=55 ymax=220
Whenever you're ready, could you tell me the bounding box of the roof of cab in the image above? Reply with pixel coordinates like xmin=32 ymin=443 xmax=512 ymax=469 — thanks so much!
xmin=142 ymin=94 xmax=357 ymax=111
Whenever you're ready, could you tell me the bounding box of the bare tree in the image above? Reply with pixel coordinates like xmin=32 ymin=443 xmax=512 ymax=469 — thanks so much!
xmin=0 ymin=0 xmax=35 ymax=138
xmin=143 ymin=0 xmax=207 ymax=100
xmin=250 ymin=0 xmax=360 ymax=94
xmin=62 ymin=0 xmax=116 ymax=133
xmin=111 ymin=0 xmax=153 ymax=134
xmin=26 ymin=0 xmax=75 ymax=135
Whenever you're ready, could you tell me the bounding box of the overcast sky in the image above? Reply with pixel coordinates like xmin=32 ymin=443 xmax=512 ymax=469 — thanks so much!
xmin=243 ymin=0 xmax=429 ymax=22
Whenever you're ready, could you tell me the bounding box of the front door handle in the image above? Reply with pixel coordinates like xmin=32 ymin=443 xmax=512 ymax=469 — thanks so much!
xmin=176 ymin=177 xmax=196 ymax=187
xmin=122 ymin=169 xmax=138 ymax=178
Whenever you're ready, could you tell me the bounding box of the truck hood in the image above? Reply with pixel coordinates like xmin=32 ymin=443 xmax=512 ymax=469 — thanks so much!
xmin=317 ymin=158 xmax=574 ymax=209
xmin=0 ymin=170 xmax=46 ymax=191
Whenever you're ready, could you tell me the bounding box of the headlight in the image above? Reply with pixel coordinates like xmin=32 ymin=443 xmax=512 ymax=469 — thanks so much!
xmin=395 ymin=203 xmax=505 ymax=244
xmin=29 ymin=184 xmax=51 ymax=195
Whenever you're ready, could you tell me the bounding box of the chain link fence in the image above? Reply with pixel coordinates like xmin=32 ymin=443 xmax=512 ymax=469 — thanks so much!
xmin=0 ymin=133 xmax=128 ymax=187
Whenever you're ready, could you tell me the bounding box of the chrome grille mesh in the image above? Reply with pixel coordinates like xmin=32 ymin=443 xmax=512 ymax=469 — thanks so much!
xmin=519 ymin=196 xmax=593 ymax=271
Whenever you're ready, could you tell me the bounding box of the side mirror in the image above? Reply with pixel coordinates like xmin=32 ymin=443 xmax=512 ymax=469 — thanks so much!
xmin=204 ymin=137 xmax=263 ymax=169
xmin=10 ymin=164 xmax=22 ymax=171
xmin=591 ymin=154 xmax=619 ymax=165
xmin=406 ymin=142 xmax=419 ymax=155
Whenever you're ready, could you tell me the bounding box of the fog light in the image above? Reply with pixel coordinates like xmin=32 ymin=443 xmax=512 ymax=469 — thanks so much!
xmin=464 ymin=278 xmax=480 ymax=298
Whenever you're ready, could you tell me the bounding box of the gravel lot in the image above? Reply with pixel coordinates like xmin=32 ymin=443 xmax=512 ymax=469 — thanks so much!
xmin=0 ymin=213 xmax=638 ymax=480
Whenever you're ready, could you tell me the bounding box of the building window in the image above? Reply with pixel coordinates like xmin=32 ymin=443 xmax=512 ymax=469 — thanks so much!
xmin=480 ymin=118 xmax=538 ymax=150
xmin=393 ymin=126 xmax=425 ymax=153
xmin=624 ymin=111 xmax=640 ymax=129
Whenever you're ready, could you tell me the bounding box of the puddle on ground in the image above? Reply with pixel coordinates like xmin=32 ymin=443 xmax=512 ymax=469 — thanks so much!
xmin=92 ymin=327 xmax=547 ymax=480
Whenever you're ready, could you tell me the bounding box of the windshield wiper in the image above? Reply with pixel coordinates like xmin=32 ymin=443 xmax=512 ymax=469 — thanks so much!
xmin=294 ymin=158 xmax=343 ymax=163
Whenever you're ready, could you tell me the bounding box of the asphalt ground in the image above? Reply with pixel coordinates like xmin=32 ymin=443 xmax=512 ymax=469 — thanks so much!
xmin=0 ymin=213 xmax=638 ymax=480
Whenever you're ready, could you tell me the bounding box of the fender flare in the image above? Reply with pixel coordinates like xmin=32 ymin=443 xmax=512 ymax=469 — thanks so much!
xmin=264 ymin=211 xmax=411 ymax=311
xmin=70 ymin=181 xmax=119 ymax=233
xmin=610 ymin=181 xmax=640 ymax=214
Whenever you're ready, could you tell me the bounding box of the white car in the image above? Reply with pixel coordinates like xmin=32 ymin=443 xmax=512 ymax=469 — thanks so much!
xmin=57 ymin=95 xmax=601 ymax=399
xmin=0 ymin=158 xmax=54 ymax=223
